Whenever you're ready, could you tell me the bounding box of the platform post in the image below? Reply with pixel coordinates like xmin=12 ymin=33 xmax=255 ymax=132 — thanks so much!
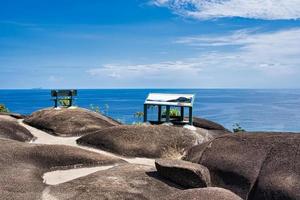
xmin=180 ymin=107 xmax=184 ymax=121
xmin=143 ymin=104 xmax=148 ymax=122
xmin=158 ymin=105 xmax=162 ymax=122
xmin=189 ymin=107 xmax=193 ymax=125
xmin=166 ymin=105 xmax=170 ymax=123
xmin=54 ymin=96 xmax=58 ymax=108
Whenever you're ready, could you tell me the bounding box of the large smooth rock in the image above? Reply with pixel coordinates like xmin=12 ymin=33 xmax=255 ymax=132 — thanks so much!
xmin=0 ymin=138 xmax=125 ymax=200
xmin=0 ymin=112 xmax=25 ymax=119
xmin=155 ymin=159 xmax=211 ymax=188
xmin=47 ymin=164 xmax=182 ymax=200
xmin=0 ymin=115 xmax=34 ymax=142
xmin=192 ymin=117 xmax=230 ymax=132
xmin=165 ymin=187 xmax=243 ymax=200
xmin=194 ymin=127 xmax=231 ymax=140
xmin=77 ymin=125 xmax=209 ymax=158
xmin=184 ymin=132 xmax=300 ymax=200
xmin=248 ymin=133 xmax=300 ymax=200
xmin=24 ymin=107 xmax=121 ymax=136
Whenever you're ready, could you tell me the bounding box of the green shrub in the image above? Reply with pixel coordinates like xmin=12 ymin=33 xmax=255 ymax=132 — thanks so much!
xmin=162 ymin=108 xmax=181 ymax=117
xmin=134 ymin=111 xmax=144 ymax=119
xmin=89 ymin=104 xmax=110 ymax=115
xmin=0 ymin=104 xmax=9 ymax=113
xmin=104 ymin=104 xmax=109 ymax=115
xmin=133 ymin=111 xmax=144 ymax=124
xmin=58 ymin=99 xmax=71 ymax=107
xmin=90 ymin=104 xmax=101 ymax=113
xmin=233 ymin=123 xmax=246 ymax=133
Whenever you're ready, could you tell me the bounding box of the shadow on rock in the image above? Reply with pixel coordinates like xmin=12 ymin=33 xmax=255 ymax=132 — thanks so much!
xmin=77 ymin=125 xmax=210 ymax=159
xmin=0 ymin=115 xmax=34 ymax=142
xmin=0 ymin=138 xmax=125 ymax=200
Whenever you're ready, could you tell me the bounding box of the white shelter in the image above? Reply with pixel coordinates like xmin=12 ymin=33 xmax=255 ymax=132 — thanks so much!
xmin=144 ymin=93 xmax=195 ymax=125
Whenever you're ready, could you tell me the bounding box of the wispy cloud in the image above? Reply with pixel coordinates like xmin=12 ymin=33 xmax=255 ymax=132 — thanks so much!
xmin=87 ymin=28 xmax=300 ymax=87
xmin=48 ymin=75 xmax=63 ymax=82
xmin=0 ymin=20 xmax=38 ymax=27
xmin=87 ymin=61 xmax=202 ymax=79
xmin=56 ymin=32 xmax=104 ymax=40
xmin=177 ymin=28 xmax=300 ymax=75
xmin=152 ymin=0 xmax=300 ymax=20
xmin=175 ymin=29 xmax=256 ymax=46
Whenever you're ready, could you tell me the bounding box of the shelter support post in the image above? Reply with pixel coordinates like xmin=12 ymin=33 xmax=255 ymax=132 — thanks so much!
xmin=54 ymin=97 xmax=58 ymax=108
xmin=189 ymin=107 xmax=193 ymax=125
xmin=180 ymin=107 xmax=184 ymax=121
xmin=69 ymin=97 xmax=73 ymax=107
xmin=158 ymin=105 xmax=162 ymax=122
xmin=143 ymin=104 xmax=148 ymax=122
xmin=166 ymin=105 xmax=170 ymax=123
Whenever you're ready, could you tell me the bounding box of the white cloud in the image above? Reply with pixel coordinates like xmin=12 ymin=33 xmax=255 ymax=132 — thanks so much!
xmin=87 ymin=28 xmax=300 ymax=88
xmin=48 ymin=75 xmax=63 ymax=82
xmin=56 ymin=32 xmax=104 ymax=40
xmin=177 ymin=28 xmax=300 ymax=74
xmin=152 ymin=0 xmax=300 ymax=20
xmin=87 ymin=61 xmax=202 ymax=79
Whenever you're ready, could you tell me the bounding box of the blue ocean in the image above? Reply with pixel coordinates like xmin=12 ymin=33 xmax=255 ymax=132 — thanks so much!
xmin=0 ymin=89 xmax=300 ymax=132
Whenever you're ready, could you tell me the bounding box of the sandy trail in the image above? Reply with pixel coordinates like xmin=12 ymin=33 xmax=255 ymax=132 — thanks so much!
xmin=18 ymin=119 xmax=155 ymax=185
xmin=43 ymin=165 xmax=116 ymax=185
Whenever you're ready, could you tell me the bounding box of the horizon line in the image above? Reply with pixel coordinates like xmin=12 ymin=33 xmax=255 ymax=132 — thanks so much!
xmin=1 ymin=87 xmax=300 ymax=90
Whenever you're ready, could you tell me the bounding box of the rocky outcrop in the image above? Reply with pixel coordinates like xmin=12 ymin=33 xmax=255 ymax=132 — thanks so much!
xmin=0 ymin=138 xmax=125 ymax=200
xmin=248 ymin=132 xmax=300 ymax=200
xmin=77 ymin=125 xmax=209 ymax=158
xmin=192 ymin=117 xmax=230 ymax=132
xmin=184 ymin=132 xmax=300 ymax=200
xmin=0 ymin=112 xmax=25 ymax=119
xmin=187 ymin=117 xmax=232 ymax=138
xmin=46 ymin=164 xmax=182 ymax=200
xmin=24 ymin=107 xmax=121 ymax=136
xmin=165 ymin=187 xmax=243 ymax=200
xmin=155 ymin=159 xmax=211 ymax=188
xmin=0 ymin=115 xmax=34 ymax=142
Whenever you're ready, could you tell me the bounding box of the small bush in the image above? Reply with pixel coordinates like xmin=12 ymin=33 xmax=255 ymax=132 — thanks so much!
xmin=58 ymin=99 xmax=71 ymax=107
xmin=104 ymin=104 xmax=109 ymax=115
xmin=132 ymin=111 xmax=144 ymax=124
xmin=90 ymin=104 xmax=110 ymax=115
xmin=134 ymin=111 xmax=144 ymax=119
xmin=163 ymin=108 xmax=181 ymax=118
xmin=233 ymin=123 xmax=246 ymax=133
xmin=0 ymin=104 xmax=9 ymax=113
xmin=90 ymin=104 xmax=101 ymax=113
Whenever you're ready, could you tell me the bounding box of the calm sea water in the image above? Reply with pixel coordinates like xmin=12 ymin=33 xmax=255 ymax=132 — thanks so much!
xmin=0 ymin=89 xmax=300 ymax=132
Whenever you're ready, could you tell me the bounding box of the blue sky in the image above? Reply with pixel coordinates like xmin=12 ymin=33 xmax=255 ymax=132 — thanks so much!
xmin=0 ymin=0 xmax=300 ymax=89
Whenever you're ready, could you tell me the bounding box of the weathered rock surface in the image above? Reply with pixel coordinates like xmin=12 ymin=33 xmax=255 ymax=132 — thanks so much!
xmin=24 ymin=107 xmax=121 ymax=136
xmin=155 ymin=159 xmax=211 ymax=188
xmin=0 ymin=138 xmax=125 ymax=200
xmin=192 ymin=117 xmax=230 ymax=132
xmin=248 ymin=132 xmax=300 ymax=200
xmin=0 ymin=112 xmax=25 ymax=119
xmin=184 ymin=132 xmax=300 ymax=200
xmin=0 ymin=115 xmax=34 ymax=142
xmin=77 ymin=125 xmax=208 ymax=158
xmin=193 ymin=127 xmax=231 ymax=141
xmin=165 ymin=187 xmax=243 ymax=200
xmin=47 ymin=164 xmax=182 ymax=200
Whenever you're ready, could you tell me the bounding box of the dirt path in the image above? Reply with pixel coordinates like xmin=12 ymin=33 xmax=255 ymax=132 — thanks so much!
xmin=18 ymin=120 xmax=155 ymax=186
xmin=19 ymin=119 xmax=155 ymax=166
xmin=43 ymin=165 xmax=117 ymax=185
